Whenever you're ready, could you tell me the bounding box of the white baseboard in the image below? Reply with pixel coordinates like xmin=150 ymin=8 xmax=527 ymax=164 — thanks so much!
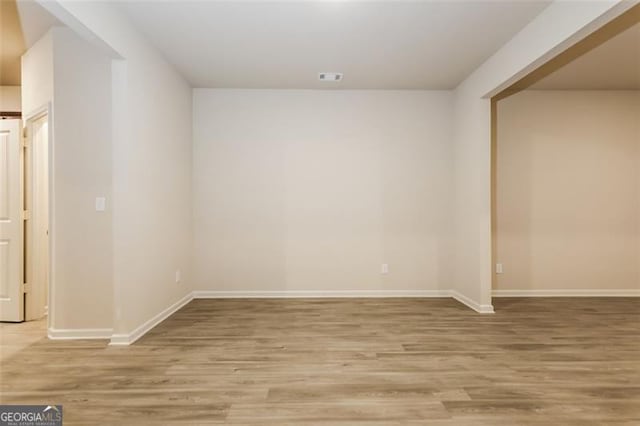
xmin=48 ymin=328 xmax=113 ymax=340
xmin=192 ymin=290 xmax=452 ymax=298
xmin=493 ymin=289 xmax=640 ymax=297
xmin=44 ymin=287 xmax=640 ymax=345
xmin=46 ymin=287 xmax=640 ymax=345
xmin=451 ymin=290 xmax=495 ymax=314
xmin=195 ymin=290 xmax=496 ymax=314
xmin=109 ymin=292 xmax=194 ymax=346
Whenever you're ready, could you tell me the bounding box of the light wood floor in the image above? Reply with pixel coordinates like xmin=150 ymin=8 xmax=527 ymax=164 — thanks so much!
xmin=1 ymin=297 xmax=639 ymax=425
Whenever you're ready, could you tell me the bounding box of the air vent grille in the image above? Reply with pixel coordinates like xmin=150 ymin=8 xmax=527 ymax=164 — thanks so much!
xmin=319 ymin=72 xmax=343 ymax=82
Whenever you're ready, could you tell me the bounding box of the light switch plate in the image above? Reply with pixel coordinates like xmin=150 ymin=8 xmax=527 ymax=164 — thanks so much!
xmin=496 ymin=263 xmax=503 ymax=274
xmin=95 ymin=197 xmax=106 ymax=212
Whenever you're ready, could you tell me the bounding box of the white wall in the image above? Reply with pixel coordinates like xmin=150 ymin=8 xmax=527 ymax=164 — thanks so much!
xmin=21 ymin=31 xmax=52 ymax=117
xmin=0 ymin=86 xmax=21 ymax=111
xmin=108 ymin=18 xmax=192 ymax=337
xmin=50 ymin=27 xmax=113 ymax=330
xmin=21 ymin=27 xmax=114 ymax=331
xmin=37 ymin=1 xmax=193 ymax=337
xmin=193 ymin=90 xmax=453 ymax=295
xmin=495 ymin=90 xmax=640 ymax=293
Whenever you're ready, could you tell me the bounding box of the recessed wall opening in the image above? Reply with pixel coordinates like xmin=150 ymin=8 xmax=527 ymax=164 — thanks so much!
xmin=491 ymin=5 xmax=640 ymax=302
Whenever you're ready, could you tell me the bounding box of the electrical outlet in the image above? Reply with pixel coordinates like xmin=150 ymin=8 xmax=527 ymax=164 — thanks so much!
xmin=496 ymin=263 xmax=503 ymax=274
xmin=175 ymin=269 xmax=182 ymax=283
xmin=381 ymin=263 xmax=389 ymax=274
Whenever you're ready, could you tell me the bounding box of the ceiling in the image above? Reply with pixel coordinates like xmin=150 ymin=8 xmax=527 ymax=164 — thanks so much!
xmin=530 ymin=21 xmax=640 ymax=90
xmin=118 ymin=0 xmax=552 ymax=90
xmin=0 ymin=0 xmax=26 ymax=85
xmin=15 ymin=0 xmax=62 ymax=49
xmin=7 ymin=1 xmax=634 ymax=91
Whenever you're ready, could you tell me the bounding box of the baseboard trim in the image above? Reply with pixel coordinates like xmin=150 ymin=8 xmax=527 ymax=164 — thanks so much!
xmin=451 ymin=290 xmax=495 ymax=314
xmin=493 ymin=289 xmax=640 ymax=297
xmin=192 ymin=290 xmax=452 ymax=299
xmin=51 ymin=289 xmax=523 ymax=344
xmin=194 ymin=290 xmax=496 ymax=314
xmin=109 ymin=292 xmax=194 ymax=346
xmin=48 ymin=328 xmax=113 ymax=340
xmin=45 ymin=288 xmax=640 ymax=344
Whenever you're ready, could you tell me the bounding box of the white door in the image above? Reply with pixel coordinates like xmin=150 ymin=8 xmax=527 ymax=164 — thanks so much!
xmin=0 ymin=119 xmax=24 ymax=322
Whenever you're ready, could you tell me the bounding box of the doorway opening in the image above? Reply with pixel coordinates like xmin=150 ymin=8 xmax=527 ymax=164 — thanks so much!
xmin=24 ymin=112 xmax=50 ymax=321
xmin=491 ymin=6 xmax=640 ymax=302
xmin=0 ymin=111 xmax=50 ymax=328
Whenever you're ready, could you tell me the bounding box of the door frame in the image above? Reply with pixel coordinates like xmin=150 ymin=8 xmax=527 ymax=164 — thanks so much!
xmin=23 ymin=104 xmax=54 ymax=330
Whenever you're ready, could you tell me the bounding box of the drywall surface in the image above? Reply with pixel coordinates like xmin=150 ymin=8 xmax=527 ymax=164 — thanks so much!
xmin=0 ymin=86 xmax=21 ymax=111
xmin=451 ymin=87 xmax=493 ymax=309
xmin=20 ymin=27 xmax=114 ymax=331
xmin=50 ymin=27 xmax=114 ymax=329
xmin=21 ymin=31 xmax=52 ymax=117
xmin=495 ymin=90 xmax=640 ymax=292
xmin=109 ymin=37 xmax=193 ymax=336
xmin=193 ymin=89 xmax=453 ymax=294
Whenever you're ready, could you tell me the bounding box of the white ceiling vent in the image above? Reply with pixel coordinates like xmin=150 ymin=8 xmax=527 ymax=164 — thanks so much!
xmin=318 ymin=72 xmax=343 ymax=82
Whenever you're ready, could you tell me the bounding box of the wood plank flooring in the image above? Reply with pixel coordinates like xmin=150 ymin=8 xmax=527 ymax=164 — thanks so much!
xmin=1 ymin=297 xmax=639 ymax=425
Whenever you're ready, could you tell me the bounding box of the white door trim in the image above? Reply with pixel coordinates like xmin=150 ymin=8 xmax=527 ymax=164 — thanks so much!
xmin=23 ymin=104 xmax=53 ymax=330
